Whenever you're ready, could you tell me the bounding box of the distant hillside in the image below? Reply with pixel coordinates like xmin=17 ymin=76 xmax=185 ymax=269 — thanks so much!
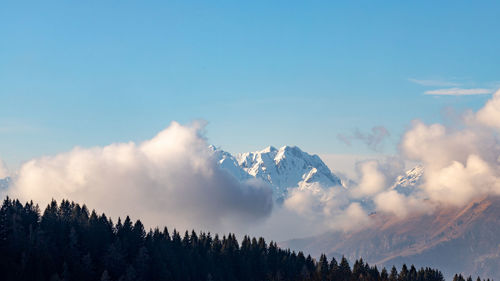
xmin=282 ymin=196 xmax=500 ymax=280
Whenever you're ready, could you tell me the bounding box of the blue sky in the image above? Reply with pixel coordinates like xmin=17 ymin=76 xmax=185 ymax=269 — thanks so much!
xmin=1 ymin=0 xmax=499 ymax=167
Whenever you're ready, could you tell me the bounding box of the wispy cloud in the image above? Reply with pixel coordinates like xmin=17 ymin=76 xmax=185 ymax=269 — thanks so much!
xmin=337 ymin=126 xmax=390 ymax=152
xmin=424 ymin=88 xmax=492 ymax=96
xmin=408 ymin=78 xmax=460 ymax=87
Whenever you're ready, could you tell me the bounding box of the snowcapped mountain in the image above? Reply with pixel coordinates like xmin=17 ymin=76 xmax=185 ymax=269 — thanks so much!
xmin=211 ymin=145 xmax=343 ymax=198
xmin=390 ymin=165 xmax=424 ymax=195
xmin=211 ymin=144 xmax=426 ymax=200
xmin=209 ymin=146 xmax=251 ymax=182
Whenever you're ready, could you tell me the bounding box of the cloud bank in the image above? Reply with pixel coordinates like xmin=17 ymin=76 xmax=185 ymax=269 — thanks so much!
xmin=284 ymin=89 xmax=500 ymax=232
xmin=7 ymin=122 xmax=273 ymax=232
xmin=4 ymin=89 xmax=500 ymax=238
xmin=283 ymin=183 xmax=371 ymax=232
xmin=372 ymin=90 xmax=500 ymax=212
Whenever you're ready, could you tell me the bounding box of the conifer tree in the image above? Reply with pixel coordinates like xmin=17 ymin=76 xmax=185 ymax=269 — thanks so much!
xmin=389 ymin=266 xmax=399 ymax=281
xmin=0 ymin=198 xmax=471 ymax=281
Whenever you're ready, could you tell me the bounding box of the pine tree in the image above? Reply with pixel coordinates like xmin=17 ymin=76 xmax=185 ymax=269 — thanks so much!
xmin=389 ymin=266 xmax=398 ymax=281
xmin=400 ymin=264 xmax=409 ymax=281
xmin=318 ymin=254 xmax=329 ymax=281
xmin=381 ymin=268 xmax=389 ymax=281
xmin=339 ymin=256 xmax=352 ymax=281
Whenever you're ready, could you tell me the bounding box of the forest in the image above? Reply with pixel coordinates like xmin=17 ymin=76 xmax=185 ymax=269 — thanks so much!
xmin=0 ymin=198 xmax=488 ymax=281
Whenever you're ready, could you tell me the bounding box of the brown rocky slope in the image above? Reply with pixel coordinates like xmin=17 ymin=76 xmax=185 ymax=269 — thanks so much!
xmin=282 ymin=196 xmax=500 ymax=280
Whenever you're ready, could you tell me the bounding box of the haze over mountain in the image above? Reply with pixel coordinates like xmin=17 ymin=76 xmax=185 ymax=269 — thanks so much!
xmin=211 ymin=146 xmax=500 ymax=280
xmin=4 ymin=89 xmax=500 ymax=279
xmin=2 ymin=137 xmax=499 ymax=280
xmin=2 ymin=2 xmax=500 ymax=281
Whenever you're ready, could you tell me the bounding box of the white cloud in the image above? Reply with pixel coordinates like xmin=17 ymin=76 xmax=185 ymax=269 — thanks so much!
xmin=400 ymin=121 xmax=485 ymax=168
xmin=424 ymin=88 xmax=492 ymax=96
xmin=353 ymin=160 xmax=387 ymax=197
xmin=475 ymin=89 xmax=500 ymax=129
xmin=5 ymin=88 xmax=500 ymax=238
xmin=422 ymin=154 xmax=500 ymax=206
xmin=350 ymin=158 xmax=404 ymax=198
xmin=398 ymin=89 xmax=500 ymax=207
xmin=333 ymin=202 xmax=371 ymax=231
xmin=7 ymin=121 xmax=273 ymax=232
xmin=313 ymin=87 xmax=500 ymax=225
xmin=373 ymin=190 xmax=431 ymax=218
xmin=283 ymin=185 xmax=371 ymax=232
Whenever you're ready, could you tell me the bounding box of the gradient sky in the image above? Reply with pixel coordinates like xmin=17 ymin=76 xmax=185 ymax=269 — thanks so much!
xmin=1 ymin=0 xmax=499 ymax=168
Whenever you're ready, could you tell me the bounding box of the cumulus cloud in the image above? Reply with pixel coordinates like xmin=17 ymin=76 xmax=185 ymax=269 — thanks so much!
xmin=351 ymin=158 xmax=403 ymax=197
xmin=283 ymin=184 xmax=371 ymax=232
xmin=290 ymin=88 xmax=500 ymax=231
xmin=249 ymin=88 xmax=500 ymax=233
xmin=5 ymin=88 xmax=500 ymax=238
xmin=400 ymin=121 xmax=491 ymax=168
xmin=398 ymin=89 xmax=500 ymax=207
xmin=7 ymin=122 xmax=273 ymax=232
xmin=422 ymin=155 xmax=500 ymax=206
xmin=475 ymin=89 xmax=500 ymax=129
xmin=424 ymin=88 xmax=492 ymax=96
xmin=400 ymin=123 xmax=500 ymax=206
xmin=337 ymin=126 xmax=390 ymax=152
xmin=373 ymin=190 xmax=431 ymax=218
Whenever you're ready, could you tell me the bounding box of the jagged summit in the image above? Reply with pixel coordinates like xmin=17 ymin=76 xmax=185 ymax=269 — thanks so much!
xmin=260 ymin=145 xmax=278 ymax=153
xmin=391 ymin=165 xmax=424 ymax=195
xmin=212 ymin=145 xmax=343 ymax=199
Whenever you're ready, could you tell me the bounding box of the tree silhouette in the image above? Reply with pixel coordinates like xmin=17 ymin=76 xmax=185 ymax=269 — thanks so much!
xmin=0 ymin=197 xmax=480 ymax=281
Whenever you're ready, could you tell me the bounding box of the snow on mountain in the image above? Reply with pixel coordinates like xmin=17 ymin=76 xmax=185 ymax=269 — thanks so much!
xmin=212 ymin=145 xmax=343 ymax=198
xmin=209 ymin=145 xmax=251 ymax=182
xmin=211 ymin=144 xmax=426 ymax=201
xmin=390 ymin=165 xmax=424 ymax=195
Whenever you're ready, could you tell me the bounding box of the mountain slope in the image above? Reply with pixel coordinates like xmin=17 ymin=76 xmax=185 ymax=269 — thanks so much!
xmin=282 ymin=195 xmax=500 ymax=280
xmin=210 ymin=145 xmax=252 ymax=182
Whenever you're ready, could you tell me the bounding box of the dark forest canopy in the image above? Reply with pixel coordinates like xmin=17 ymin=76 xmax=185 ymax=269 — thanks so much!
xmin=0 ymin=197 xmax=490 ymax=281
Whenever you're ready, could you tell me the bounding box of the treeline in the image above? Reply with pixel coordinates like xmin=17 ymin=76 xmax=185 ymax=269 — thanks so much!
xmin=0 ymin=198 xmax=486 ymax=281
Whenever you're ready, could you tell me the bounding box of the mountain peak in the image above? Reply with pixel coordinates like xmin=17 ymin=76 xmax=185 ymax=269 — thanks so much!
xmin=391 ymin=165 xmax=424 ymax=195
xmin=212 ymin=145 xmax=342 ymax=199
xmin=277 ymin=145 xmax=305 ymax=157
xmin=260 ymin=146 xmax=277 ymax=153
